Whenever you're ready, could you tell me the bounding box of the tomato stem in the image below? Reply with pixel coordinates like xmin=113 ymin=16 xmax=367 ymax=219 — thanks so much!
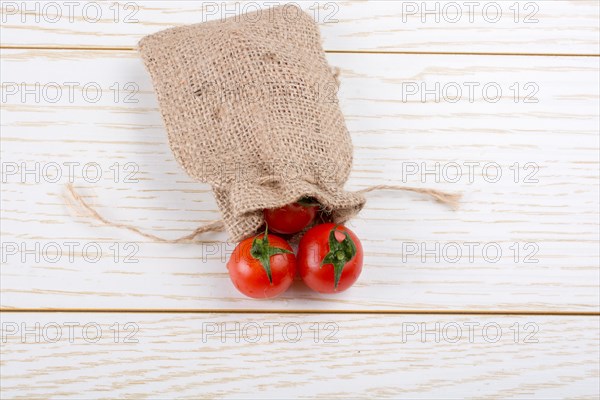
xmin=320 ymin=226 xmax=357 ymax=290
xmin=250 ymin=227 xmax=293 ymax=283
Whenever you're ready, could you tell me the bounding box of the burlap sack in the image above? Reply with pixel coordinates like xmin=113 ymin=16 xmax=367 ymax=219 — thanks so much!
xmin=138 ymin=5 xmax=365 ymax=241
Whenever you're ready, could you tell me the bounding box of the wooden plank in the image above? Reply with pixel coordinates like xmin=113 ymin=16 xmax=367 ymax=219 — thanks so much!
xmin=0 ymin=1 xmax=598 ymax=55
xmin=1 ymin=313 xmax=598 ymax=398
xmin=1 ymin=49 xmax=598 ymax=311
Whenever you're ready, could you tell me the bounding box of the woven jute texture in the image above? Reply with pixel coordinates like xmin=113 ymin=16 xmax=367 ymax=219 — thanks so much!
xmin=138 ymin=5 xmax=365 ymax=241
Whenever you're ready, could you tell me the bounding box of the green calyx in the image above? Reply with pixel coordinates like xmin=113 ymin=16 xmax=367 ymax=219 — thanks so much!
xmin=320 ymin=226 xmax=357 ymax=290
xmin=250 ymin=227 xmax=293 ymax=284
xmin=297 ymin=196 xmax=320 ymax=207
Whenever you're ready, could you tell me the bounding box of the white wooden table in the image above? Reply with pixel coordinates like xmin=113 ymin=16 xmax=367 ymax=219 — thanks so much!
xmin=1 ymin=1 xmax=599 ymax=398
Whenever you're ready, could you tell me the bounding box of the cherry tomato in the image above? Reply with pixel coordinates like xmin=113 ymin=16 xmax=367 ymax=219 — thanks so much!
xmin=227 ymin=230 xmax=296 ymax=299
xmin=297 ymin=223 xmax=363 ymax=293
xmin=263 ymin=198 xmax=319 ymax=235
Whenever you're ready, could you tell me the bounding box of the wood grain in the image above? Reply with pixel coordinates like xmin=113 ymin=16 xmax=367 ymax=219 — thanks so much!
xmin=0 ymin=1 xmax=598 ymax=55
xmin=1 ymin=49 xmax=598 ymax=311
xmin=1 ymin=313 xmax=598 ymax=399
xmin=1 ymin=1 xmax=599 ymax=398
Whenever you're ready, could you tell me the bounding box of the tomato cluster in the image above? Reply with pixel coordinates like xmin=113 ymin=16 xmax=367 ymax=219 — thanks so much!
xmin=227 ymin=199 xmax=364 ymax=298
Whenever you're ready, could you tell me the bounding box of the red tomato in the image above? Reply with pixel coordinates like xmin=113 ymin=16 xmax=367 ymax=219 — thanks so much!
xmin=263 ymin=198 xmax=319 ymax=235
xmin=297 ymin=223 xmax=363 ymax=293
xmin=227 ymin=230 xmax=296 ymax=299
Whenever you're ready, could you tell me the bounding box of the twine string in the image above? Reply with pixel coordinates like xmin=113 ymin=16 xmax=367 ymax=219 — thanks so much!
xmin=64 ymin=182 xmax=461 ymax=243
xmin=356 ymin=184 xmax=461 ymax=210
xmin=64 ymin=183 xmax=224 ymax=243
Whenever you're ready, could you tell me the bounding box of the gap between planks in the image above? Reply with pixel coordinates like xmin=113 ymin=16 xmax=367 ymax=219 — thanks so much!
xmin=1 ymin=309 xmax=598 ymax=316
xmin=0 ymin=44 xmax=599 ymax=57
